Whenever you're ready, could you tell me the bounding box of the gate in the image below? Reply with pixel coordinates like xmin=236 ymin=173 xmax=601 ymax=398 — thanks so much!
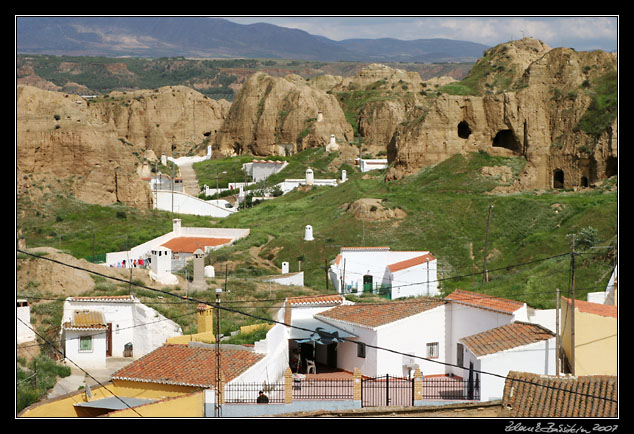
xmin=361 ymin=374 xmax=413 ymax=407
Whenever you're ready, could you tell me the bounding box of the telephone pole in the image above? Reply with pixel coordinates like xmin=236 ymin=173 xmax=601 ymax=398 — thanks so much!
xmin=570 ymin=235 xmax=576 ymax=376
xmin=483 ymin=204 xmax=494 ymax=283
xmin=215 ymin=288 xmax=222 ymax=417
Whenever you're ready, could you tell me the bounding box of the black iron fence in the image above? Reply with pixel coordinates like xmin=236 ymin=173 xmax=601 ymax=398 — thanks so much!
xmin=292 ymin=379 xmax=354 ymax=400
xmin=362 ymin=375 xmax=413 ymax=407
xmin=223 ymin=375 xmax=479 ymax=406
xmin=224 ymin=382 xmax=285 ymax=404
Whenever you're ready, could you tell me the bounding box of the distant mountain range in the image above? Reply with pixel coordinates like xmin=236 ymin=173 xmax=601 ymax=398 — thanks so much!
xmin=16 ymin=16 xmax=489 ymax=63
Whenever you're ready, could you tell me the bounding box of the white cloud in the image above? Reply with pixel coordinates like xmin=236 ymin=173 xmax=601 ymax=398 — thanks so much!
xmin=222 ymin=16 xmax=618 ymax=51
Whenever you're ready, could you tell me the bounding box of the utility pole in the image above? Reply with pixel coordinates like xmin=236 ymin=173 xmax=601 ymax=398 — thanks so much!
xmin=483 ymin=204 xmax=494 ymax=283
xmin=325 ymin=259 xmax=329 ymax=291
xmin=570 ymin=235 xmax=576 ymax=376
xmin=215 ymin=288 xmax=222 ymax=417
xmin=555 ymin=288 xmax=559 ymax=377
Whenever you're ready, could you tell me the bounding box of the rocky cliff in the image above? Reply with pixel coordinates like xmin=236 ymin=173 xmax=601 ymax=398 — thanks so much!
xmin=17 ymin=85 xmax=230 ymax=207
xmin=382 ymin=38 xmax=618 ymax=190
xmin=213 ymin=72 xmax=354 ymax=156
xmin=16 ymin=38 xmax=618 ymax=211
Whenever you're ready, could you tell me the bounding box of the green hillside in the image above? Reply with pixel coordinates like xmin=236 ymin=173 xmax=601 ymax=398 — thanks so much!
xmin=17 ymin=149 xmax=617 ymax=311
xmin=200 ymin=149 xmax=617 ymax=309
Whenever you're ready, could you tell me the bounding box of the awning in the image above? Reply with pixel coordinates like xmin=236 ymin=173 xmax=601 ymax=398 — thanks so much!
xmin=74 ymin=396 xmax=157 ymax=410
xmin=290 ymin=318 xmax=356 ymax=345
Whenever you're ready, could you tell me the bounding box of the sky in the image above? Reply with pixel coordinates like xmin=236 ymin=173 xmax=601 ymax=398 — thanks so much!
xmin=223 ymin=16 xmax=618 ymax=52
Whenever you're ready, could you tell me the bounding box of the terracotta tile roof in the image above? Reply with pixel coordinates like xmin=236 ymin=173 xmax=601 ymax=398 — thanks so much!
xmin=68 ymin=295 xmax=135 ymax=303
xmin=461 ymin=321 xmax=554 ymax=357
xmin=63 ymin=310 xmax=107 ymax=330
xmin=161 ymin=237 xmax=232 ymax=253
xmin=316 ymin=298 xmax=446 ymax=328
xmin=502 ymin=371 xmax=618 ymax=418
xmin=562 ymin=297 xmax=617 ymax=318
xmin=445 ymin=289 xmax=524 ymax=315
xmin=387 ymin=253 xmax=435 ymax=273
xmin=112 ymin=344 xmax=264 ymax=388
xmin=340 ymin=246 xmax=390 ymax=252
xmin=285 ymin=294 xmax=346 ymax=306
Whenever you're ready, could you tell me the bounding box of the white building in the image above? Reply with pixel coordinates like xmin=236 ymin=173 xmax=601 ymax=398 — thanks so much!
xmin=315 ymin=297 xmax=447 ymax=378
xmin=60 ymin=295 xmax=183 ymax=370
xmin=105 ymin=218 xmax=249 ymax=269
xmin=242 ymin=160 xmax=288 ymax=182
xmin=459 ymin=321 xmax=556 ymax=401
xmin=329 ymin=247 xmax=439 ymax=299
xmin=356 ymin=158 xmax=388 ymax=172
xmin=275 ymin=167 xmax=344 ymax=195
xmin=17 ymin=299 xmax=36 ymax=344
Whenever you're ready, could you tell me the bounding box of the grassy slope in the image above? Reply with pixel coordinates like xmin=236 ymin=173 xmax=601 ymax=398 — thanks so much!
xmin=17 ymin=149 xmax=617 ymax=311
xmin=204 ymin=149 xmax=617 ymax=309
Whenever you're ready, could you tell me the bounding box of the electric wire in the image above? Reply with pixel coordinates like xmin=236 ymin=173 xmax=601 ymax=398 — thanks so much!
xmin=16 ymin=248 xmax=617 ymax=405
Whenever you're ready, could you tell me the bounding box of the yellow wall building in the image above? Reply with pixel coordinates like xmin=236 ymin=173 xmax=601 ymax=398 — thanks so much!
xmin=560 ymin=297 xmax=617 ymax=376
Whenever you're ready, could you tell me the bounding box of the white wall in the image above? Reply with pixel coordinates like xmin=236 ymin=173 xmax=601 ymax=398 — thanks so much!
xmin=264 ymin=272 xmax=304 ymax=287
xmin=61 ymin=297 xmax=182 ymax=362
xmin=17 ymin=301 xmax=36 ymax=344
xmin=154 ymin=190 xmax=236 ymax=217
xmin=465 ymin=338 xmax=557 ymax=401
xmin=446 ymin=303 xmax=516 ymax=376
xmin=389 ymin=260 xmax=438 ymax=299
xmin=63 ymin=329 xmax=107 ymax=370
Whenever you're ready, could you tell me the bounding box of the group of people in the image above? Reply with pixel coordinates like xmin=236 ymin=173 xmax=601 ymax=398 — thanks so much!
xmin=110 ymin=257 xmax=150 ymax=269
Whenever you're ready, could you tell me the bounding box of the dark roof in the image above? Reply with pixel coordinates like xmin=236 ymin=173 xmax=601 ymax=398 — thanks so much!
xmin=501 ymin=371 xmax=618 ymax=418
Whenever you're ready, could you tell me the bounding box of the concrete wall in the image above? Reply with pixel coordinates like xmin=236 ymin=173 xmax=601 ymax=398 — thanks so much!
xmin=154 ymin=190 xmax=236 ymax=217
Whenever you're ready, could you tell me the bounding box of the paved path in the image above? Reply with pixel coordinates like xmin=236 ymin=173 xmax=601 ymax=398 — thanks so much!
xmin=48 ymin=358 xmax=135 ymax=399
xmin=179 ymin=162 xmax=201 ymax=197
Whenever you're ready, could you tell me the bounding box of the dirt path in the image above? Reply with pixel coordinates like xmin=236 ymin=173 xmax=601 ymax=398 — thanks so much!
xmin=179 ymin=162 xmax=201 ymax=196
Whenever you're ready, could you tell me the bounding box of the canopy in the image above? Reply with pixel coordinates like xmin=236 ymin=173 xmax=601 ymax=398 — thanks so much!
xmin=290 ymin=318 xmax=356 ymax=345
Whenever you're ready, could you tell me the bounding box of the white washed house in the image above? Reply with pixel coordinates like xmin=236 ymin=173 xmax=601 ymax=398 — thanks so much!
xmin=105 ymin=218 xmax=249 ymax=271
xmin=459 ymin=321 xmax=556 ymax=401
xmin=329 ymin=247 xmax=438 ymax=299
xmin=60 ymin=295 xmax=182 ymax=370
xmin=315 ymin=298 xmax=447 ymax=378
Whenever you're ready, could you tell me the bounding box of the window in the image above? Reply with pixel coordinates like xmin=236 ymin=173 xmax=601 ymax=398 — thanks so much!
xmin=426 ymin=342 xmax=439 ymax=359
xmin=357 ymin=342 xmax=366 ymax=358
xmin=79 ymin=335 xmax=93 ymax=352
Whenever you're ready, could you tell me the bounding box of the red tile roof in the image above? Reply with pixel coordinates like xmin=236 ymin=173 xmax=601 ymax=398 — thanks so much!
xmin=316 ymin=298 xmax=445 ymax=328
xmin=445 ymin=289 xmax=525 ymax=315
xmin=461 ymin=321 xmax=554 ymax=357
xmin=562 ymin=297 xmax=617 ymax=318
xmin=161 ymin=237 xmax=232 ymax=253
xmin=387 ymin=253 xmax=435 ymax=273
xmin=502 ymin=371 xmax=618 ymax=417
xmin=68 ymin=295 xmax=135 ymax=303
xmin=112 ymin=344 xmax=264 ymax=389
xmin=286 ymin=294 xmax=346 ymax=306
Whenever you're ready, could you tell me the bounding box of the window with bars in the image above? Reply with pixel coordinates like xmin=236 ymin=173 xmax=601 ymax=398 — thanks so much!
xmin=79 ymin=335 xmax=93 ymax=352
xmin=426 ymin=342 xmax=439 ymax=359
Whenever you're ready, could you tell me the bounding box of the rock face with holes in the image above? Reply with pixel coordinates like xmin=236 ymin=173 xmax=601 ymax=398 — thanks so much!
xmin=384 ymin=38 xmax=618 ymax=191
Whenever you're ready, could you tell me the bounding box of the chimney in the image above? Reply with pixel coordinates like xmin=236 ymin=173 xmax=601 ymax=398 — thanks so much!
xmin=282 ymin=261 xmax=289 ymax=274
xmin=197 ymin=304 xmax=213 ymax=334
xmin=173 ymin=218 xmax=182 ymax=235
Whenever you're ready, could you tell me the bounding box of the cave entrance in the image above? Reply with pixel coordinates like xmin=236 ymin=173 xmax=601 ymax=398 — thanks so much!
xmin=458 ymin=121 xmax=471 ymax=139
xmin=605 ymin=156 xmax=617 ymax=178
xmin=553 ymin=169 xmax=565 ymax=189
xmin=580 ymin=176 xmax=589 ymax=187
xmin=492 ymin=129 xmax=522 ymax=154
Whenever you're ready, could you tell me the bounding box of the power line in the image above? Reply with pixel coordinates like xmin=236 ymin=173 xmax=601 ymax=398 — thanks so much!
xmin=16 ymin=248 xmax=617 ymax=405
xmin=16 ymin=317 xmax=144 ymax=417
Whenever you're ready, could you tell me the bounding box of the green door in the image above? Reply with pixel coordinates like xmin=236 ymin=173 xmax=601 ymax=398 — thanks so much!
xmin=363 ymin=275 xmax=373 ymax=292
